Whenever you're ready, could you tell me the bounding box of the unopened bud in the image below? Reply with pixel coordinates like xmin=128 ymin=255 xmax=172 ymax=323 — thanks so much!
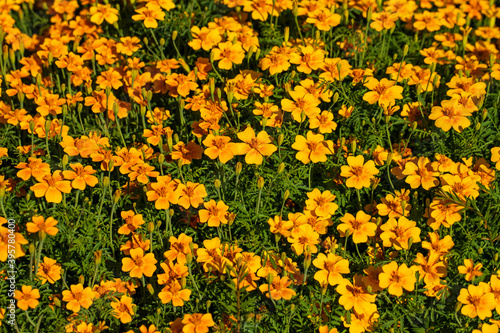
xmin=103 ymin=176 xmax=110 ymax=187
xmin=277 ymin=162 xmax=285 ymax=174
xmin=172 ymin=31 xmax=178 ymax=41
xmin=79 ymin=275 xmax=85 ymax=285
xmin=147 ymin=222 xmax=155 ymax=233
xmin=283 ymin=190 xmax=290 ymax=201
xmin=278 ymin=133 xmax=284 ymax=146
xmin=147 ymin=283 xmax=154 ymax=295
xmin=284 ymin=27 xmax=289 ymax=44
xmin=62 ymin=155 xmax=69 ymax=168
xmin=257 ymin=177 xmax=264 ymax=189
xmin=94 ymin=250 xmax=102 ymax=265
xmin=235 ymin=162 xmax=242 ymax=176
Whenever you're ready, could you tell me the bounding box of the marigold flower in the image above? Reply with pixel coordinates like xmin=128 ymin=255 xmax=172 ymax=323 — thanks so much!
xmin=287 ymin=224 xmax=319 ymax=256
xmin=336 ymin=276 xmax=377 ymax=313
xmin=202 ymin=134 xmax=238 ymax=164
xmin=158 ymin=280 xmax=191 ymax=306
xmin=309 ymin=111 xmax=337 ymax=134
xmin=380 ymin=216 xmax=421 ymax=250
xmin=0 ymin=218 xmax=28 ymax=261
xmin=164 ymin=233 xmax=198 ymax=265
xmin=188 ymin=26 xmax=222 ymax=51
xmin=37 ymin=257 xmax=61 ymax=284
xmin=289 ymin=45 xmax=325 ymax=74
xmin=62 ymin=163 xmax=99 ymax=190
xmin=340 ymin=155 xmax=379 ymax=189
xmin=379 ymin=262 xmax=416 ymax=296
xmin=458 ymin=259 xmax=483 ymax=281
xmin=313 ymin=253 xmax=350 ymax=286
xmin=110 ymin=295 xmax=135 ymax=324
xmin=211 ymin=41 xmax=245 ymax=70
xmin=457 ymin=283 xmax=496 ymax=320
xmin=338 ymin=211 xmax=377 ymax=244
xmin=363 ymin=78 xmax=403 ymax=108
xmin=146 ymin=175 xmax=180 ymax=210
xmin=122 ymin=247 xmax=158 ymax=278
xmin=14 ymin=286 xmax=40 ymax=311
xmin=292 ymin=131 xmax=334 ymax=164
xmin=177 ymin=182 xmax=207 ymax=209
xmin=26 ymin=216 xmax=58 ymax=236
xmin=30 ymin=170 xmax=72 ymax=203
xmin=89 ymin=4 xmax=119 ymax=25
xmin=259 ymin=275 xmax=296 ymax=300
xmin=429 ymin=99 xmax=471 ymax=133
xmin=342 ymin=308 xmax=379 ymax=333
xmin=268 ymin=216 xmax=294 ymax=238
xmin=281 ymin=86 xmax=321 ymax=122
xmin=118 ymin=211 xmax=145 ymax=235
xmin=128 ymin=162 xmax=159 ymax=184
xmin=132 ymin=7 xmax=165 ymax=29
xmin=306 ymin=8 xmax=341 ymax=31
xmin=234 ymin=127 xmax=277 ymax=165
xmin=305 ymin=189 xmax=338 ymax=218
xmin=411 ymin=252 xmax=447 ymax=285
xmin=62 ymin=284 xmax=95 ymax=313
xmin=199 ymin=200 xmax=229 ymax=227
xmin=422 ymin=232 xmax=455 ymax=258
xmin=182 ymin=313 xmax=215 ymax=333
xmin=402 ymin=157 xmax=439 ymax=190
xmin=492 ymin=147 xmax=500 ymax=170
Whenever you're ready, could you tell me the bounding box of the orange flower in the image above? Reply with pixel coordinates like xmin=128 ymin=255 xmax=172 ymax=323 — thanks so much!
xmin=429 ymin=99 xmax=471 ymax=132
xmin=188 ymin=26 xmax=222 ymax=51
xmin=89 ymin=4 xmax=119 ymax=25
xmin=458 ymin=259 xmax=483 ymax=281
xmin=336 ymin=276 xmax=377 ymax=313
xmin=313 ymin=253 xmax=350 ymax=286
xmin=177 ymin=182 xmax=207 ymax=209
xmin=363 ymin=78 xmax=403 ymax=108
xmin=202 ymin=134 xmax=238 ymax=164
xmin=289 ymin=45 xmax=325 ymax=74
xmin=378 ymin=262 xmax=416 ymax=296
xmin=306 ymin=8 xmax=341 ymax=31
xmin=37 ymin=257 xmax=61 ymax=284
xmin=14 ymin=286 xmax=40 ymax=311
xmin=338 ymin=211 xmax=377 ymax=244
xmin=309 ymin=111 xmax=337 ymax=133
xmin=62 ymin=284 xmax=95 ymax=313
xmin=380 ymin=216 xmax=421 ymax=250
xmin=122 ymin=247 xmax=158 ymax=278
xmin=0 ymin=218 xmax=28 ymax=261
xmin=340 ymin=155 xmax=379 ymax=189
xmin=96 ymin=68 xmax=123 ymax=90
xmin=164 ymin=233 xmax=198 ymax=265
xmin=129 ymin=162 xmax=159 ymax=184
xmin=30 ymin=170 xmax=72 ymax=203
xmin=268 ymin=216 xmax=294 ymax=238
xmin=411 ymin=252 xmax=447 ymax=285
xmin=402 ymin=157 xmax=439 ymax=190
xmin=281 ymin=86 xmax=321 ymax=122
xmin=491 ymin=147 xmax=500 ymax=170
xmin=132 ymin=7 xmax=165 ymax=28
xmin=259 ymin=53 xmax=291 ymax=75
xmin=181 ymin=313 xmax=215 ymax=333
xmin=146 ymin=175 xmax=180 ymax=210
xmin=199 ymin=200 xmax=229 ymax=227
xmin=158 ymin=280 xmax=191 ymax=306
xmin=292 ymin=131 xmax=334 ymax=164
xmin=234 ymin=127 xmax=277 ymax=165
xmin=62 ymin=163 xmax=99 ymax=190
xmin=118 ymin=211 xmax=145 ymax=235
xmin=259 ymin=275 xmax=296 ymax=300
xmin=110 ymin=295 xmax=135 ymax=324
xmin=26 ymin=216 xmax=58 ymax=236
xmin=287 ymin=224 xmax=319 ymax=256
xmin=305 ymin=189 xmax=338 ymax=218
xmin=457 ymin=283 xmax=496 ymax=320
xmin=211 ymin=41 xmax=245 ymax=70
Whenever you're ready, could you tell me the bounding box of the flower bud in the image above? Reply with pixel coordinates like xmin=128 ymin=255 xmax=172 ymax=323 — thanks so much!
xmin=160 ymin=38 xmax=165 ymax=46
xmin=278 ymin=133 xmax=284 ymax=146
xmin=29 ymin=243 xmax=36 ymax=255
xmin=94 ymin=250 xmax=102 ymax=265
xmin=482 ymin=109 xmax=488 ymax=122
xmin=158 ymin=154 xmax=165 ymax=165
xmin=147 ymin=222 xmax=155 ymax=233
xmin=455 ymin=301 xmax=463 ymax=313
xmin=403 ymin=44 xmax=409 ymax=57
xmin=267 ymin=273 xmax=274 ymax=285
xmin=351 ymin=141 xmax=356 ymax=154
xmin=79 ymin=275 xmax=85 ymax=285
xmin=277 ymin=162 xmax=285 ymax=174
xmin=62 ymin=154 xmax=69 ymax=168
xmin=172 ymin=30 xmax=178 ymax=41
xmin=235 ymin=162 xmax=242 ymax=176
xmin=103 ymin=176 xmax=110 ymax=187
xmin=53 ymin=296 xmax=61 ymax=307
xmin=147 ymin=283 xmax=155 ymax=295
xmin=214 ymin=179 xmax=221 ymax=190
xmin=283 ymin=190 xmax=290 ymax=201
xmin=257 ymin=177 xmax=264 ymax=190
xmin=284 ymin=26 xmax=289 ymax=44
xmin=112 ymin=189 xmax=121 ymax=205
xmin=186 ymin=252 xmax=193 ymax=264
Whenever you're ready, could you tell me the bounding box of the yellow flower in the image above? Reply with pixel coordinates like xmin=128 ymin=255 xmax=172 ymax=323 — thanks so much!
xmin=340 ymin=155 xmax=379 ymax=189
